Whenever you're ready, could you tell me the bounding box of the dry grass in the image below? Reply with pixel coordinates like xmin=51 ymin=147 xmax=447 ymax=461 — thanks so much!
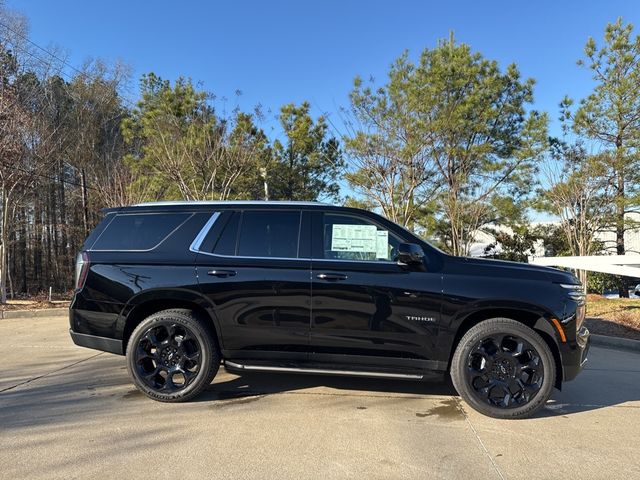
xmin=587 ymin=298 xmax=640 ymax=324
xmin=0 ymin=300 xmax=69 ymax=311
xmin=0 ymin=291 xmax=71 ymax=311
xmin=585 ymin=297 xmax=640 ymax=340
xmin=586 ymin=293 xmax=606 ymax=302
xmin=610 ymin=311 xmax=640 ymax=330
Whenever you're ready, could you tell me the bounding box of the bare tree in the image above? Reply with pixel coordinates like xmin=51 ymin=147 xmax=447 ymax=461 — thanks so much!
xmin=93 ymin=158 xmax=154 ymax=208
xmin=66 ymin=59 xmax=130 ymax=233
xmin=148 ymin=113 xmax=258 ymax=201
xmin=540 ymin=144 xmax=613 ymax=287
xmin=122 ymin=75 xmax=263 ymax=202
xmin=343 ymin=123 xmax=434 ymax=228
xmin=0 ymin=80 xmax=32 ymax=301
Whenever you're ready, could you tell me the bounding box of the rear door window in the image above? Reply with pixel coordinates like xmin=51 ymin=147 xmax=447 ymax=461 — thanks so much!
xmin=91 ymin=213 xmax=191 ymax=251
xmin=237 ymin=210 xmax=301 ymax=258
xmin=212 ymin=211 xmax=240 ymax=255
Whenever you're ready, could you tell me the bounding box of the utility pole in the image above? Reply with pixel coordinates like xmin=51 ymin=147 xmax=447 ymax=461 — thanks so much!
xmin=259 ymin=167 xmax=269 ymax=201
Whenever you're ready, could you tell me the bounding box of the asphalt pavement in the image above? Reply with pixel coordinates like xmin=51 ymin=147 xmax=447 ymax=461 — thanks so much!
xmin=1 ymin=314 xmax=639 ymax=480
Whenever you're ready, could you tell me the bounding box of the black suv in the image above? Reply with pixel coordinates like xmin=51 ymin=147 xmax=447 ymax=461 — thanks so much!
xmin=70 ymin=201 xmax=589 ymax=419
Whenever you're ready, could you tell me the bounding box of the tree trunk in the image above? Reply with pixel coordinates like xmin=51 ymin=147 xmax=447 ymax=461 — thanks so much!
xmin=7 ymin=255 xmax=13 ymax=300
xmin=0 ymin=186 xmax=9 ymax=304
xmin=33 ymin=182 xmax=43 ymax=292
xmin=50 ymin=177 xmax=60 ymax=289
xmin=44 ymin=188 xmax=52 ymax=290
xmin=59 ymin=160 xmax=69 ymax=290
xmin=616 ymin=164 xmax=629 ymax=297
xmin=80 ymin=168 xmax=89 ymax=236
xmin=20 ymin=206 xmax=27 ymax=293
xmin=577 ymin=269 xmax=588 ymax=293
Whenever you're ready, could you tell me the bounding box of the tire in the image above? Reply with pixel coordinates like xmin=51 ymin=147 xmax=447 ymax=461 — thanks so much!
xmin=450 ymin=318 xmax=556 ymax=419
xmin=126 ymin=308 xmax=220 ymax=402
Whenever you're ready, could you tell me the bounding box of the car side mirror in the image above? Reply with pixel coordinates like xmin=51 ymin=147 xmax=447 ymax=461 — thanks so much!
xmin=397 ymin=243 xmax=425 ymax=267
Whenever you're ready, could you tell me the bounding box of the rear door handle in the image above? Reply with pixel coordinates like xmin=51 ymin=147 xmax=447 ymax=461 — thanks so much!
xmin=316 ymin=273 xmax=348 ymax=281
xmin=207 ymin=270 xmax=237 ymax=278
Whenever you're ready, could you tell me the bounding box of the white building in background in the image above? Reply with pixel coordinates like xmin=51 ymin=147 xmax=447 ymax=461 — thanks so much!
xmin=469 ymin=213 xmax=640 ymax=259
xmin=468 ymin=223 xmax=546 ymax=258
xmin=592 ymin=212 xmax=640 ymax=256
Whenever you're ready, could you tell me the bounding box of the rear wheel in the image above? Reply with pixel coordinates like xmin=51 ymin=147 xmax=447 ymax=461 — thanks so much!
xmin=451 ymin=318 xmax=556 ymax=419
xmin=126 ymin=309 xmax=219 ymax=402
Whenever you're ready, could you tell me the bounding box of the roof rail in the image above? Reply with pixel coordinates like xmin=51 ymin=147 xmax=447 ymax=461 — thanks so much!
xmin=131 ymin=200 xmax=330 ymax=207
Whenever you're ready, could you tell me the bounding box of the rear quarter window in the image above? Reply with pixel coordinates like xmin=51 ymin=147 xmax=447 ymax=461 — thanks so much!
xmin=81 ymin=212 xmax=115 ymax=250
xmin=90 ymin=213 xmax=191 ymax=251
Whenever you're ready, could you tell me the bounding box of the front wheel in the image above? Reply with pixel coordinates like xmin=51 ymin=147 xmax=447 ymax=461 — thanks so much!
xmin=126 ymin=309 xmax=220 ymax=402
xmin=451 ymin=318 xmax=556 ymax=419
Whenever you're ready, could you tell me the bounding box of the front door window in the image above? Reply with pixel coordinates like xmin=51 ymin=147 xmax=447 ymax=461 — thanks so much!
xmin=322 ymin=213 xmax=402 ymax=262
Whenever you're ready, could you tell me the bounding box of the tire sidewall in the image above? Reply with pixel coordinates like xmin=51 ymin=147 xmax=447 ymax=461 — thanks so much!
xmin=451 ymin=318 xmax=556 ymax=419
xmin=126 ymin=310 xmax=218 ymax=402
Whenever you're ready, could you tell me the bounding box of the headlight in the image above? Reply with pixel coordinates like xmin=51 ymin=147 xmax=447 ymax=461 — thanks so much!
xmin=559 ymin=283 xmax=585 ymax=301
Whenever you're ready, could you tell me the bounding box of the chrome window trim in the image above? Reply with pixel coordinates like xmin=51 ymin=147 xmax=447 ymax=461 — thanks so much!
xmin=194 ymin=249 xmax=394 ymax=265
xmin=189 ymin=211 xmax=221 ymax=254
xmin=195 ymin=251 xmax=311 ymax=261
xmin=313 ymin=258 xmax=397 ymax=265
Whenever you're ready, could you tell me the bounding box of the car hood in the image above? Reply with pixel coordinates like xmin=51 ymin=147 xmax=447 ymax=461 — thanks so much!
xmin=445 ymin=255 xmax=578 ymax=284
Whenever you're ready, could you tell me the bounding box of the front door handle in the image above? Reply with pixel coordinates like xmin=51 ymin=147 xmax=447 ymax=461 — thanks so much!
xmin=316 ymin=273 xmax=348 ymax=281
xmin=207 ymin=269 xmax=237 ymax=278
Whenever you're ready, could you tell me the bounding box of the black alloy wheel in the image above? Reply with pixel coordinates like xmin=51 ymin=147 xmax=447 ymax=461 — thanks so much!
xmin=134 ymin=322 xmax=202 ymax=393
xmin=126 ymin=309 xmax=220 ymax=402
xmin=466 ymin=334 xmax=543 ymax=408
xmin=451 ymin=318 xmax=556 ymax=419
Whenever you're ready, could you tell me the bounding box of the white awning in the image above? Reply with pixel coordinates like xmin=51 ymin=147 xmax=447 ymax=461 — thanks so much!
xmin=530 ymin=255 xmax=640 ymax=277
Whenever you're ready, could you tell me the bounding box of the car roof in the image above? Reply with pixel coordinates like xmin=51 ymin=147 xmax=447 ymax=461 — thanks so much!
xmin=135 ymin=200 xmax=327 ymax=207
xmin=103 ymin=200 xmax=340 ymax=214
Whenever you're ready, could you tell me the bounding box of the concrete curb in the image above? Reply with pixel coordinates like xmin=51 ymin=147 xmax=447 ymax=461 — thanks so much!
xmin=1 ymin=308 xmax=68 ymax=319
xmin=591 ymin=334 xmax=640 ymax=352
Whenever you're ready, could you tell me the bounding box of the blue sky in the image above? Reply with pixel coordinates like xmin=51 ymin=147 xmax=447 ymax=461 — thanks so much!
xmin=10 ymin=0 xmax=640 ymax=140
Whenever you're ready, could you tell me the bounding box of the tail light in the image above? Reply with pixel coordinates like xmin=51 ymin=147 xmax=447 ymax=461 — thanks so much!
xmin=75 ymin=252 xmax=90 ymax=290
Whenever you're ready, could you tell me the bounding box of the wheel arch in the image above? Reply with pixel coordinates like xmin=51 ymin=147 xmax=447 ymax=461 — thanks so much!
xmin=447 ymin=307 xmax=563 ymax=389
xmin=119 ymin=289 xmax=222 ymax=355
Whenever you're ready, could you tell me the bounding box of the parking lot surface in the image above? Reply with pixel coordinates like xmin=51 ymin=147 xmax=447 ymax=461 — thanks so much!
xmin=1 ymin=314 xmax=639 ymax=480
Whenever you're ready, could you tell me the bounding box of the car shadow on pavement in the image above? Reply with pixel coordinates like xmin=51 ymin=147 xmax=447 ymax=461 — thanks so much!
xmin=198 ymin=369 xmax=458 ymax=403
xmin=195 ymin=345 xmax=640 ymax=419
xmin=3 ymin=346 xmax=637 ymax=427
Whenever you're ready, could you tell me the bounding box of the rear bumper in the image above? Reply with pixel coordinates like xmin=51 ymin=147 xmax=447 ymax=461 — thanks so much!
xmin=68 ymin=299 xmax=123 ymax=355
xmin=69 ymin=329 xmax=123 ymax=355
xmin=562 ymin=326 xmax=590 ymax=382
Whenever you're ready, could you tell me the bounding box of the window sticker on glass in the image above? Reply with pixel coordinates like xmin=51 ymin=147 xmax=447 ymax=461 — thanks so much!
xmin=331 ymin=224 xmax=377 ymax=253
xmin=376 ymin=230 xmax=389 ymax=259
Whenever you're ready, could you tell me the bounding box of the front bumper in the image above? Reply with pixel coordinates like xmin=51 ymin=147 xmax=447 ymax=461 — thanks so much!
xmin=562 ymin=326 xmax=590 ymax=382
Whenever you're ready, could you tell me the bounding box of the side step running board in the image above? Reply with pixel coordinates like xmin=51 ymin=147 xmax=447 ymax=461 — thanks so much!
xmin=224 ymin=360 xmax=424 ymax=380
